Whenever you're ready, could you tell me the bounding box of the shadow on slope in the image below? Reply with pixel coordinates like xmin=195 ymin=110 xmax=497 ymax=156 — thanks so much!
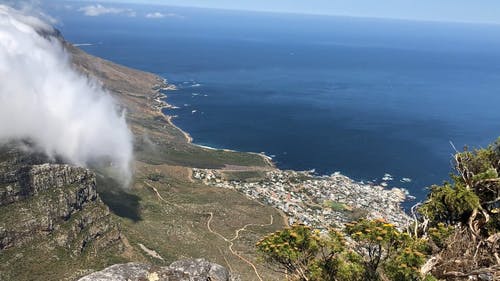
xmin=96 ymin=174 xmax=141 ymax=222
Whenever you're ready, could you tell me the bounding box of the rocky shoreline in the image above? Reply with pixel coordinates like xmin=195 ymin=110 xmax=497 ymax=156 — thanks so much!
xmin=151 ymin=79 xmax=196 ymax=143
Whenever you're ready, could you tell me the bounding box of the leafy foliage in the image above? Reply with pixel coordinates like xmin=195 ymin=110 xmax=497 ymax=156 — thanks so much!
xmin=420 ymin=140 xmax=499 ymax=232
xmin=345 ymin=219 xmax=403 ymax=279
xmin=345 ymin=218 xmax=428 ymax=281
xmin=427 ymin=223 xmax=454 ymax=249
xmin=256 ymin=225 xmax=360 ymax=280
xmin=146 ymin=172 xmax=165 ymax=182
xmin=419 ymin=182 xmax=480 ymax=225
xmin=257 ymin=221 xmax=428 ymax=281
xmin=417 ymin=139 xmax=500 ymax=279
xmin=256 ymin=225 xmax=322 ymax=279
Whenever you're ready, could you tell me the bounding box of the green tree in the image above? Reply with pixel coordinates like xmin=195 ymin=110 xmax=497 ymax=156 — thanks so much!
xmin=257 ymin=220 xmax=429 ymax=281
xmin=420 ymin=139 xmax=500 ymax=234
xmin=345 ymin=218 xmax=427 ymax=281
xmin=256 ymin=225 xmax=364 ymax=281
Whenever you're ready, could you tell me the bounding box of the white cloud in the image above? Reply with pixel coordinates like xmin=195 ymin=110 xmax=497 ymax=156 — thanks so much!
xmin=0 ymin=4 xmax=134 ymax=186
xmin=145 ymin=12 xmax=164 ymax=19
xmin=79 ymin=4 xmax=135 ymax=17
xmin=145 ymin=11 xmax=182 ymax=19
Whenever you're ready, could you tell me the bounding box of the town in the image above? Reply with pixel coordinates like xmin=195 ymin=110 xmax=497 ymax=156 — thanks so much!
xmin=193 ymin=168 xmax=411 ymax=229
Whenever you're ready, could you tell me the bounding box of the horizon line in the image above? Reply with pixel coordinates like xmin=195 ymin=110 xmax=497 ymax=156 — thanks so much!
xmin=65 ymin=0 xmax=500 ymax=26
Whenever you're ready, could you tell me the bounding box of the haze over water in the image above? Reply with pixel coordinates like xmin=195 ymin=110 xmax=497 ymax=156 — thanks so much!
xmin=55 ymin=5 xmax=500 ymax=201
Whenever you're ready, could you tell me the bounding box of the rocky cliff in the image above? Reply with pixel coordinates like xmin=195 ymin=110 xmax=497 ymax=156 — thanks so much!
xmin=0 ymin=143 xmax=124 ymax=280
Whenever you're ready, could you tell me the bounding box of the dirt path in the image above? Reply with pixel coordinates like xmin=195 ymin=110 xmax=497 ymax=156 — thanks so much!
xmin=206 ymin=212 xmax=274 ymax=281
xmin=277 ymin=209 xmax=290 ymax=227
xmin=138 ymin=243 xmax=165 ymax=261
xmin=187 ymin=168 xmax=194 ymax=182
xmin=144 ymin=180 xmax=181 ymax=208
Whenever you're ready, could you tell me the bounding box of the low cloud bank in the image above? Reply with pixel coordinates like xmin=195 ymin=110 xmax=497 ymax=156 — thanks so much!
xmin=0 ymin=4 xmax=134 ymax=185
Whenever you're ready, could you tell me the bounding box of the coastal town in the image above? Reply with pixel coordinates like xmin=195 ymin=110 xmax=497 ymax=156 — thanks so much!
xmin=193 ymin=168 xmax=412 ymax=229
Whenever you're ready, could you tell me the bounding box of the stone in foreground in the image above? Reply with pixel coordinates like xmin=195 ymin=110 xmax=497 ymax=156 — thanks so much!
xmin=78 ymin=259 xmax=234 ymax=281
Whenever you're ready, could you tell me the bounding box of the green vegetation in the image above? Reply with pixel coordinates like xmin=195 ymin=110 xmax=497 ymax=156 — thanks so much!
xmin=417 ymin=139 xmax=500 ymax=279
xmin=257 ymin=138 xmax=500 ymax=280
xmin=323 ymin=200 xmax=348 ymax=212
xmin=346 ymin=218 xmax=428 ymax=281
xmin=135 ymin=134 xmax=269 ymax=169
xmin=257 ymin=221 xmax=429 ymax=281
xmin=419 ymin=139 xmax=500 ymax=234
xmin=221 ymin=170 xmax=268 ymax=182
xmin=147 ymin=172 xmax=165 ymax=182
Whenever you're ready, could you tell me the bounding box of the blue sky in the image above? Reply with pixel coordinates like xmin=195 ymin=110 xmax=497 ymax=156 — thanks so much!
xmin=67 ymin=0 xmax=500 ymax=24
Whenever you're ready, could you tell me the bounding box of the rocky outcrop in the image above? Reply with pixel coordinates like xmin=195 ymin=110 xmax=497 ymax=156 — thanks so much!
xmin=0 ymin=144 xmax=122 ymax=252
xmin=0 ymin=162 xmax=96 ymax=206
xmin=78 ymin=259 xmax=236 ymax=281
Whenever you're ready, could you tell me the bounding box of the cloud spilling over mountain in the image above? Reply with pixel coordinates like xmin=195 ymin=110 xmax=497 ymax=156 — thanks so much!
xmin=0 ymin=4 xmax=134 ymax=185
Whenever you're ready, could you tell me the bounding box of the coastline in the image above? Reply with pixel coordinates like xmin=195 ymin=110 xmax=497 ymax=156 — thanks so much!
xmin=151 ymin=79 xmax=407 ymax=191
xmin=152 ymin=78 xmax=275 ymax=168
xmin=151 ymin=77 xmax=410 ymax=227
xmin=152 ymin=78 xmax=194 ymax=143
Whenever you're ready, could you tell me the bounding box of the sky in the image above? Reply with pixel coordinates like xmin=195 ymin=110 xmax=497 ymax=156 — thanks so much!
xmin=65 ymin=0 xmax=500 ymax=24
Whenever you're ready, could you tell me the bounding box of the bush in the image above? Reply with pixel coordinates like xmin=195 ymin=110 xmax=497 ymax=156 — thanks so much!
xmin=420 ymin=140 xmax=500 ymax=235
xmin=256 ymin=225 xmax=366 ymax=280
xmin=345 ymin=218 xmax=428 ymax=281
xmin=257 ymin=220 xmax=429 ymax=281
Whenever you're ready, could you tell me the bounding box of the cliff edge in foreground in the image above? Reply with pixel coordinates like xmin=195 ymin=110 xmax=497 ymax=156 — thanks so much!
xmin=78 ymin=259 xmax=237 ymax=281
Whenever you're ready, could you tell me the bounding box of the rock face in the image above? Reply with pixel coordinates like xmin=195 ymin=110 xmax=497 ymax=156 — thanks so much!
xmin=78 ymin=259 xmax=234 ymax=281
xmin=0 ymin=143 xmax=122 ymax=252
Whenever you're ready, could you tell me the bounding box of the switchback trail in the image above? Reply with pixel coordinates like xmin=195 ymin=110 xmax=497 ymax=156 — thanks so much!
xmin=206 ymin=212 xmax=274 ymax=281
xmin=144 ymin=180 xmax=181 ymax=208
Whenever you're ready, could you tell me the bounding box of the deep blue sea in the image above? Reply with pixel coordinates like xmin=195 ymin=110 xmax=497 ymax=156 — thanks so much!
xmin=50 ymin=3 xmax=500 ymax=202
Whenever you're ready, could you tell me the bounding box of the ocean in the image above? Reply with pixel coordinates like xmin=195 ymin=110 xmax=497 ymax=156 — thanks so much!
xmin=53 ymin=4 xmax=500 ymax=202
